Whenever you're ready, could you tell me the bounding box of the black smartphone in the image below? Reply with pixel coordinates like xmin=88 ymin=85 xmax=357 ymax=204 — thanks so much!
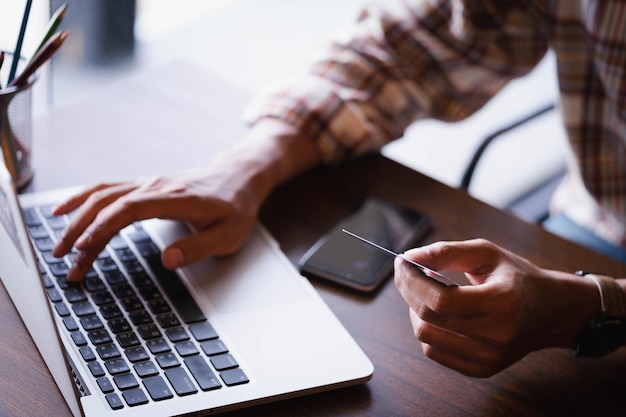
xmin=299 ymin=198 xmax=431 ymax=292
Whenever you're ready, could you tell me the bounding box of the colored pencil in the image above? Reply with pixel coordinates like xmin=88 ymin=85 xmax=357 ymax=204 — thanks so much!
xmin=9 ymin=31 xmax=69 ymax=88
xmin=8 ymin=0 xmax=33 ymax=84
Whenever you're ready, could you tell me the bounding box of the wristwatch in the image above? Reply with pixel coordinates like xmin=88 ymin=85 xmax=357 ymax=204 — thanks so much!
xmin=574 ymin=271 xmax=626 ymax=357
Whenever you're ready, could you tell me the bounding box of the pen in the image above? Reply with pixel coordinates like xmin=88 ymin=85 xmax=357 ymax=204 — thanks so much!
xmin=8 ymin=0 xmax=33 ymax=84
xmin=33 ymin=3 xmax=68 ymax=54
xmin=9 ymin=31 xmax=69 ymax=88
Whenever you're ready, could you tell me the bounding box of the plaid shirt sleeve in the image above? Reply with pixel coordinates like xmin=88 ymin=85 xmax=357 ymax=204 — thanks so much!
xmin=244 ymin=0 xmax=626 ymax=247
xmin=243 ymin=0 xmax=549 ymax=163
xmin=548 ymin=1 xmax=626 ymax=246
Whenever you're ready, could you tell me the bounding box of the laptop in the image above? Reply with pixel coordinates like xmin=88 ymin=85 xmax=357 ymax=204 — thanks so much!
xmin=0 ymin=162 xmax=373 ymax=416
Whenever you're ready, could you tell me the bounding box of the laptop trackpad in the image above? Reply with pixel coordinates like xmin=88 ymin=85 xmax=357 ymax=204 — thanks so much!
xmin=144 ymin=220 xmax=308 ymax=314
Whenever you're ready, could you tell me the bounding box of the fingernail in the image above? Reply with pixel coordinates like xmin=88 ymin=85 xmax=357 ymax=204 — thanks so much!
xmin=50 ymin=203 xmax=63 ymax=214
xmin=163 ymin=248 xmax=183 ymax=269
xmin=52 ymin=241 xmax=65 ymax=257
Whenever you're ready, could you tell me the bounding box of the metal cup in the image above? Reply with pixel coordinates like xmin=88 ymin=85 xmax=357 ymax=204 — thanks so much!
xmin=0 ymin=78 xmax=35 ymax=190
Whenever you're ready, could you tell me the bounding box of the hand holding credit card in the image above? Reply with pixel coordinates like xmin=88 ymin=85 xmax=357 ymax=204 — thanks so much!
xmin=341 ymin=229 xmax=461 ymax=286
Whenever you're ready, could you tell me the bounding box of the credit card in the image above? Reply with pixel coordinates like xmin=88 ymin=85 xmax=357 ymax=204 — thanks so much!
xmin=341 ymin=229 xmax=460 ymax=286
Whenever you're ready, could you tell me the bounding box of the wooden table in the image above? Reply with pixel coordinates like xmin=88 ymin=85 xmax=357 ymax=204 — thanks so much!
xmin=3 ymin=62 xmax=626 ymax=417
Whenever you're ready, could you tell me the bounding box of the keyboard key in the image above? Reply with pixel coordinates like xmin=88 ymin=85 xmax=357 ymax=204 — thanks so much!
xmin=34 ymin=237 xmax=55 ymax=251
xmin=42 ymin=251 xmax=64 ymax=265
xmin=47 ymin=288 xmax=62 ymax=303
xmin=45 ymin=215 xmax=67 ymax=230
xmin=96 ymin=344 xmax=121 ymax=360
xmin=49 ymin=262 xmax=70 ymax=277
xmin=128 ymin=310 xmax=153 ymax=326
xmin=88 ymin=361 xmax=106 ymax=378
xmin=138 ymin=324 xmax=161 ymax=340
xmin=91 ymin=290 xmax=114 ymax=306
xmin=103 ymin=270 xmax=126 ymax=285
xmin=64 ymin=287 xmax=87 ymax=303
xmin=42 ymin=273 xmax=55 ymax=288
xmin=134 ymin=241 xmax=159 ymax=259
xmin=22 ymin=208 xmax=42 ymax=226
xmin=122 ymin=388 xmax=149 ymax=407
xmin=134 ymin=360 xmax=159 ymax=378
xmin=130 ymin=271 xmax=154 ymax=288
xmin=174 ymin=341 xmax=199 ymax=357
xmin=210 ymin=354 xmax=238 ymax=371
xmin=147 ymin=298 xmax=171 ymax=315
xmin=189 ymin=322 xmax=218 ymax=341
xmin=123 ymin=260 xmax=145 ymax=275
xmin=70 ymin=331 xmax=88 ymax=346
xmin=55 ymin=277 xmax=72 ymax=290
xmin=84 ymin=277 xmax=106 ymax=292
xmin=146 ymin=256 xmax=206 ymax=324
xmin=138 ymin=286 xmax=161 ymax=301
xmin=220 ymin=368 xmax=250 ymax=387
xmin=200 ymin=339 xmax=228 ymax=356
xmin=62 ymin=317 xmax=79 ymax=332
xmin=143 ymin=375 xmax=174 ymax=401
xmin=117 ymin=331 xmax=141 ymax=348
xmin=114 ymin=373 xmax=139 ymax=390
xmin=100 ymin=304 xmax=123 ymax=320
xmin=184 ymin=356 xmax=221 ymax=391
xmin=155 ymin=352 xmax=180 ymax=369
xmin=97 ymin=257 xmax=119 ymax=273
xmin=88 ymin=329 xmax=112 ymax=345
xmin=38 ymin=205 xmax=56 ymax=219
xmin=156 ymin=313 xmax=180 ymax=328
xmin=146 ymin=338 xmax=171 ymax=354
xmin=28 ymin=225 xmax=50 ymax=239
xmin=97 ymin=377 xmax=115 ymax=393
xmin=115 ymin=248 xmax=137 ymax=262
xmin=54 ymin=302 xmax=70 ymax=317
xmin=165 ymin=367 xmax=198 ymax=396
xmin=120 ymin=296 xmax=144 ymax=312
xmin=72 ymin=301 xmax=96 ymax=317
xmin=165 ymin=327 xmax=189 ymax=343
xmin=125 ymin=346 xmax=150 ymax=363
xmin=104 ymin=358 xmax=130 ymax=375
xmin=105 ymin=393 xmax=124 ymax=410
xmin=79 ymin=346 xmax=97 ymax=362
xmin=112 ymin=283 xmax=135 ymax=298
xmin=80 ymin=315 xmax=104 ymax=331
xmin=108 ymin=317 xmax=132 ymax=334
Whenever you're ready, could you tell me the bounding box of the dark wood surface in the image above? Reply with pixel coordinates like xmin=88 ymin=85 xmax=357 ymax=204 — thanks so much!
xmin=3 ymin=61 xmax=626 ymax=417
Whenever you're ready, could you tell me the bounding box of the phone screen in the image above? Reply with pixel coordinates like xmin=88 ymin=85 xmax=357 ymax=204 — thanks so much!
xmin=298 ymin=198 xmax=431 ymax=292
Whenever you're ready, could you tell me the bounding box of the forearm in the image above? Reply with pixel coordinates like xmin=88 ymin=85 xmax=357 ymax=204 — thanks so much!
xmin=538 ymin=270 xmax=626 ymax=353
xmin=536 ymin=270 xmax=601 ymax=350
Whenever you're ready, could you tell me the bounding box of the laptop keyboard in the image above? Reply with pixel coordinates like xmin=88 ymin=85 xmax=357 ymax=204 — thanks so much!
xmin=23 ymin=205 xmax=249 ymax=410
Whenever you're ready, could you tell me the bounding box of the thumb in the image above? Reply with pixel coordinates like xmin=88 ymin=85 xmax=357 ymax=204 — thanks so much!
xmin=403 ymin=239 xmax=502 ymax=284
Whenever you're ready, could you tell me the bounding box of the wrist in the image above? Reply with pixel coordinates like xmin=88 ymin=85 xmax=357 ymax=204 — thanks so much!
xmin=211 ymin=118 xmax=321 ymax=209
xmin=241 ymin=118 xmax=320 ymax=187
xmin=536 ymin=270 xmax=601 ymax=350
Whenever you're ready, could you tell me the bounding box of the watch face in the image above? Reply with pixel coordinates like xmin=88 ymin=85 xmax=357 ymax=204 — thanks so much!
xmin=575 ymin=316 xmax=626 ymax=357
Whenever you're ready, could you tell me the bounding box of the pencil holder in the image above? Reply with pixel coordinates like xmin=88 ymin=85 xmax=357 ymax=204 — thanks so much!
xmin=0 ymin=77 xmax=35 ymax=190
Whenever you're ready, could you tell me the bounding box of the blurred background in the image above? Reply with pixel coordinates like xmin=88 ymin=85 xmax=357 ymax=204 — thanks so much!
xmin=0 ymin=0 xmax=568 ymax=223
